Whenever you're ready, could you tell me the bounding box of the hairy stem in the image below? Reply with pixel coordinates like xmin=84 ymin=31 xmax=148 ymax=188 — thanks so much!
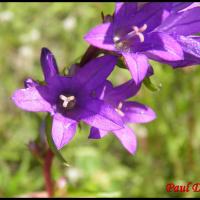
xmin=43 ymin=149 xmax=54 ymax=197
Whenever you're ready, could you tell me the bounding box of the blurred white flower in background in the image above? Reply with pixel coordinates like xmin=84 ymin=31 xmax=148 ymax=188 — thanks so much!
xmin=20 ymin=29 xmax=41 ymax=43
xmin=63 ymin=16 xmax=77 ymax=31
xmin=15 ymin=45 xmax=34 ymax=72
xmin=19 ymin=46 xmax=34 ymax=58
xmin=0 ymin=10 xmax=14 ymax=22
xmin=65 ymin=167 xmax=83 ymax=184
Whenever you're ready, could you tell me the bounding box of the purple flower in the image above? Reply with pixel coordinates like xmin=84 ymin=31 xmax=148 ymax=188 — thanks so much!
xmin=84 ymin=2 xmax=200 ymax=85
xmin=12 ymin=48 xmax=124 ymax=149
xmin=155 ymin=6 xmax=200 ymax=68
xmin=88 ymin=80 xmax=156 ymax=154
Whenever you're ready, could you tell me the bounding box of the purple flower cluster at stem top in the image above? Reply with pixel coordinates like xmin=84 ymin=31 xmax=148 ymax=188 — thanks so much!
xmin=12 ymin=47 xmax=156 ymax=154
xmin=12 ymin=2 xmax=200 ymax=155
xmin=13 ymin=48 xmax=125 ymax=150
xmin=85 ymin=2 xmax=200 ymax=85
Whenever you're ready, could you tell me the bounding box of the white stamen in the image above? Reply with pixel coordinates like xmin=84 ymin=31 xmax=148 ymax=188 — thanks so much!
xmin=59 ymin=94 xmax=68 ymax=101
xmin=115 ymin=108 xmax=125 ymax=117
xmin=114 ymin=24 xmax=148 ymax=46
xmin=115 ymin=102 xmax=124 ymax=116
xmin=137 ymin=32 xmax=145 ymax=43
xmin=132 ymin=24 xmax=147 ymax=43
xmin=68 ymin=96 xmax=75 ymax=101
xmin=133 ymin=26 xmax=139 ymax=33
xmin=113 ymin=35 xmax=120 ymax=43
xmin=140 ymin=24 xmax=148 ymax=32
xmin=63 ymin=101 xmax=68 ymax=108
xmin=59 ymin=94 xmax=75 ymax=108
xmin=118 ymin=102 xmax=123 ymax=110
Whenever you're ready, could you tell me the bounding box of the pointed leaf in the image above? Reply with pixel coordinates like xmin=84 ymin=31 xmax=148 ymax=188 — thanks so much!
xmin=143 ymin=77 xmax=162 ymax=92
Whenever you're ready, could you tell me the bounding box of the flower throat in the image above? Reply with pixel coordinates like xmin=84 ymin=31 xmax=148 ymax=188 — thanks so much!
xmin=113 ymin=24 xmax=147 ymax=51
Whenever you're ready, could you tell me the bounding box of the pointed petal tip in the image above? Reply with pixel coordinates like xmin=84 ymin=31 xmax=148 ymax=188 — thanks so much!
xmin=122 ymin=101 xmax=157 ymax=124
xmin=41 ymin=47 xmax=51 ymax=54
xmin=114 ymin=126 xmax=137 ymax=155
xmin=40 ymin=48 xmax=55 ymax=61
xmin=11 ymin=90 xmax=26 ymax=111
xmin=11 ymin=92 xmax=16 ymax=103
xmin=152 ymin=111 xmax=157 ymax=120
xmin=83 ymin=34 xmax=89 ymax=41
xmin=11 ymin=89 xmax=21 ymax=105
xmin=126 ymin=136 xmax=137 ymax=155
xmin=123 ymin=53 xmax=150 ymax=86
xmin=84 ymin=31 xmax=94 ymax=43
xmin=52 ymin=114 xmax=77 ymax=150
xmin=11 ymin=87 xmax=53 ymax=113
xmin=40 ymin=47 xmax=53 ymax=61
xmin=83 ymin=33 xmax=98 ymax=45
xmin=55 ymin=143 xmax=62 ymax=150
xmin=40 ymin=47 xmax=59 ymax=81
xmin=128 ymin=144 xmax=137 ymax=155
xmin=55 ymin=142 xmax=67 ymax=151
xmin=84 ymin=23 xmax=115 ymax=51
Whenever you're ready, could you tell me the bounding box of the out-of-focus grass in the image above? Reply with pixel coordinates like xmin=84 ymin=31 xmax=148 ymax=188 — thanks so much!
xmin=0 ymin=3 xmax=200 ymax=198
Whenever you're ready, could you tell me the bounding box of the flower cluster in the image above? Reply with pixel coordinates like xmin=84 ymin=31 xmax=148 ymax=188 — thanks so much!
xmin=12 ymin=2 xmax=200 ymax=155
xmin=85 ymin=2 xmax=200 ymax=84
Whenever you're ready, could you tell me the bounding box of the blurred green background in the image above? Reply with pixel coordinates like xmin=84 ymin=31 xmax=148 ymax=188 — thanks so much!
xmin=0 ymin=2 xmax=200 ymax=198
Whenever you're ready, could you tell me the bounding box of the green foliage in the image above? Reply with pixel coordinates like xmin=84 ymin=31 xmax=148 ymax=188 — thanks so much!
xmin=0 ymin=2 xmax=200 ymax=198
xmin=143 ymin=77 xmax=162 ymax=92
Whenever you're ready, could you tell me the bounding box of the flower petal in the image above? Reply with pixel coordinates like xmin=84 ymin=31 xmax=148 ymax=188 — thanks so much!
xmin=122 ymin=53 xmax=150 ymax=85
xmin=114 ymin=126 xmax=137 ymax=154
xmin=12 ymin=86 xmax=53 ymax=113
xmin=170 ymin=2 xmax=199 ymax=13
xmin=84 ymin=22 xmax=115 ymax=51
xmin=140 ymin=32 xmax=184 ymax=62
xmin=165 ymin=36 xmax=200 ymax=68
xmin=94 ymin=80 xmax=113 ymax=100
xmin=175 ymin=35 xmax=200 ymax=58
xmin=115 ymin=2 xmax=137 ymax=18
xmin=166 ymin=58 xmax=199 ymax=68
xmin=77 ymin=98 xmax=124 ymax=131
xmin=40 ymin=48 xmax=59 ymax=82
xmin=24 ymin=78 xmax=39 ymax=88
xmin=156 ymin=7 xmax=200 ymax=36
xmin=122 ymin=101 xmax=156 ymax=123
xmin=129 ymin=3 xmax=172 ymax=33
xmin=105 ymin=80 xmax=141 ymax=105
xmin=147 ymin=65 xmax=154 ymax=77
xmin=45 ymin=75 xmax=75 ymax=100
xmin=167 ymin=53 xmax=200 ymax=68
xmin=74 ymin=55 xmax=117 ymax=92
xmin=52 ymin=113 xmax=77 ymax=150
xmin=88 ymin=125 xmax=137 ymax=155
xmin=88 ymin=127 xmax=108 ymax=139
xmin=114 ymin=3 xmax=137 ymax=30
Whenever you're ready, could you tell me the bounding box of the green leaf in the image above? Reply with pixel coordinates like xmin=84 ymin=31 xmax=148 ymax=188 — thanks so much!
xmin=45 ymin=114 xmax=70 ymax=167
xmin=143 ymin=77 xmax=162 ymax=92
